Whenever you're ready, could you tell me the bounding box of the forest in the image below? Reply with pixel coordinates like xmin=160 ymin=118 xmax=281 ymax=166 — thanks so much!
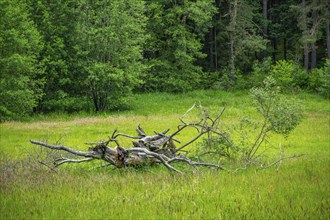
xmin=0 ymin=0 xmax=329 ymax=119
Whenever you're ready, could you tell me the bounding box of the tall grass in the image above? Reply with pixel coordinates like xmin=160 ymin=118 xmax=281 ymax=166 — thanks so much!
xmin=1 ymin=90 xmax=329 ymax=219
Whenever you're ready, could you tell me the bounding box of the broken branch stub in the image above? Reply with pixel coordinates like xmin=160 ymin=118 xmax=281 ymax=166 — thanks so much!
xmin=30 ymin=106 xmax=226 ymax=173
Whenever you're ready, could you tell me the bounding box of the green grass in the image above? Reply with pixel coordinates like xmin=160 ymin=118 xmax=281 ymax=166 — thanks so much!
xmin=1 ymin=90 xmax=329 ymax=219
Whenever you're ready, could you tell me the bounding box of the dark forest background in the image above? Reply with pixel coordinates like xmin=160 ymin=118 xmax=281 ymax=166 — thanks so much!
xmin=1 ymin=0 xmax=329 ymax=120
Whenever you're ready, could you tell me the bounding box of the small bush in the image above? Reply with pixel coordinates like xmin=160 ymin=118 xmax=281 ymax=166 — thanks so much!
xmin=270 ymin=60 xmax=308 ymax=91
xmin=197 ymin=76 xmax=303 ymax=166
xmin=309 ymin=60 xmax=330 ymax=98
xmin=246 ymin=57 xmax=273 ymax=88
xmin=200 ymin=71 xmax=221 ymax=89
xmin=214 ymin=67 xmax=242 ymax=91
xmin=250 ymin=76 xmax=303 ymax=137
xmin=86 ymin=62 xmax=139 ymax=111
xmin=42 ymin=91 xmax=92 ymax=113
xmin=0 ymin=75 xmax=40 ymax=121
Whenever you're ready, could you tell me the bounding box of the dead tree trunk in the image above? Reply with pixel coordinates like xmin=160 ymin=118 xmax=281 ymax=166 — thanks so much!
xmin=30 ymin=105 xmax=227 ymax=173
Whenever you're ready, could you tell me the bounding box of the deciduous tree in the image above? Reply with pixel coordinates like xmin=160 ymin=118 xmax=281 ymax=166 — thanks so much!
xmin=0 ymin=0 xmax=43 ymax=120
xmin=143 ymin=0 xmax=216 ymax=92
xmin=77 ymin=0 xmax=147 ymax=111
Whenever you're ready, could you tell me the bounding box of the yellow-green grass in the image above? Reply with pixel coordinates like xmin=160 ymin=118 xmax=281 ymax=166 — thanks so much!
xmin=1 ymin=90 xmax=329 ymax=219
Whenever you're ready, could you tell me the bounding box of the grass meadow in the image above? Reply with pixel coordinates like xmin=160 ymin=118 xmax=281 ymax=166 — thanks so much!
xmin=1 ymin=90 xmax=329 ymax=219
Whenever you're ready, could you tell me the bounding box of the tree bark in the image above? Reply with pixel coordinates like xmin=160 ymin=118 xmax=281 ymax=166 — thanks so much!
xmin=209 ymin=30 xmax=214 ymax=69
xmin=283 ymin=38 xmax=287 ymax=60
xmin=229 ymin=30 xmax=235 ymax=82
xmin=214 ymin=27 xmax=218 ymax=70
xmin=272 ymin=38 xmax=277 ymax=62
xmin=229 ymin=0 xmax=237 ymax=84
xmin=207 ymin=27 xmax=218 ymax=71
xmin=311 ymin=42 xmax=317 ymax=69
xmin=302 ymin=0 xmax=309 ymax=70
xmin=311 ymin=6 xmax=318 ymax=69
xmin=327 ymin=19 xmax=330 ymax=59
xmin=263 ymin=0 xmax=268 ymax=37
xmin=304 ymin=43 xmax=309 ymax=71
xmin=261 ymin=0 xmax=268 ymax=59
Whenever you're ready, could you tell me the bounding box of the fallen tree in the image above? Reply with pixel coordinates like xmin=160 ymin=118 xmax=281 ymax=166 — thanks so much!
xmin=30 ymin=104 xmax=227 ymax=174
xmin=29 ymin=77 xmax=305 ymax=173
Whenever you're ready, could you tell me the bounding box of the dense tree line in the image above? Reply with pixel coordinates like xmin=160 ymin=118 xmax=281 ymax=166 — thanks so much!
xmin=1 ymin=0 xmax=329 ymax=120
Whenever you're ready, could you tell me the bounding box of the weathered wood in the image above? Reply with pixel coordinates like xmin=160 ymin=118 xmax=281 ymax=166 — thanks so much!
xmin=30 ymin=106 xmax=226 ymax=173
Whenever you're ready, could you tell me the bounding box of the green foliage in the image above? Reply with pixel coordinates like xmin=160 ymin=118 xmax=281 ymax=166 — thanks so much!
xmin=77 ymin=0 xmax=146 ymax=111
xmin=242 ymin=59 xmax=328 ymax=99
xmin=268 ymin=0 xmax=300 ymax=61
xmin=0 ymin=0 xmax=43 ymax=120
xmin=41 ymin=91 xmax=91 ymax=113
xmin=227 ymin=0 xmax=268 ymax=74
xmin=0 ymin=75 xmax=37 ymax=120
xmin=247 ymin=57 xmax=273 ymax=88
xmin=1 ymin=0 xmax=329 ymax=118
xmin=27 ymin=0 xmax=78 ymax=103
xmin=86 ymin=63 xmax=132 ymax=111
xmin=198 ymin=77 xmax=303 ymax=164
xmin=309 ymin=60 xmax=330 ymax=98
xmin=250 ymin=76 xmax=303 ymax=137
xmin=197 ymin=133 xmax=241 ymax=163
xmin=242 ymin=59 xmax=310 ymax=92
xmin=143 ymin=0 xmax=216 ymax=92
xmin=215 ymin=67 xmax=241 ymax=91
xmin=271 ymin=60 xmax=308 ymax=91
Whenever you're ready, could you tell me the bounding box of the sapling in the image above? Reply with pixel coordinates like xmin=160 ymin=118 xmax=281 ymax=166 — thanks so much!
xmin=197 ymin=76 xmax=303 ymax=169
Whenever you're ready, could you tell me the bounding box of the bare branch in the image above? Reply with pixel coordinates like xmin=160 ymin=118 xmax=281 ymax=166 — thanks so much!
xmin=55 ymin=158 xmax=94 ymax=167
xmin=136 ymin=124 xmax=146 ymax=137
xmin=258 ymin=154 xmax=305 ymax=170
xmin=180 ymin=102 xmax=197 ymax=121
xmin=113 ymin=133 xmax=141 ymax=139
xmin=168 ymin=157 xmax=225 ymax=170
xmin=212 ymin=107 xmax=226 ymax=126
xmin=37 ymin=160 xmax=58 ymax=173
xmin=30 ymin=140 xmax=96 ymax=158
xmin=175 ymin=131 xmax=206 ymax=152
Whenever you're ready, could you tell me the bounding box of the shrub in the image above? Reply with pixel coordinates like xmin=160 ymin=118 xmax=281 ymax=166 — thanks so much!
xmin=41 ymin=91 xmax=92 ymax=113
xmin=196 ymin=76 xmax=303 ymax=166
xmin=0 ymin=75 xmax=40 ymax=121
xmin=86 ymin=63 xmax=137 ymax=111
xmin=200 ymin=71 xmax=221 ymax=89
xmin=309 ymin=60 xmax=330 ymax=98
xmin=142 ymin=60 xmax=203 ymax=93
xmin=213 ymin=67 xmax=242 ymax=91
xmin=247 ymin=57 xmax=273 ymax=88
xmin=270 ymin=60 xmax=308 ymax=91
xmin=250 ymin=76 xmax=303 ymax=138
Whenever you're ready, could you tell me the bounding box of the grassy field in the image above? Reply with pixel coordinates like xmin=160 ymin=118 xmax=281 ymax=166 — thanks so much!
xmin=1 ymin=90 xmax=329 ymax=219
